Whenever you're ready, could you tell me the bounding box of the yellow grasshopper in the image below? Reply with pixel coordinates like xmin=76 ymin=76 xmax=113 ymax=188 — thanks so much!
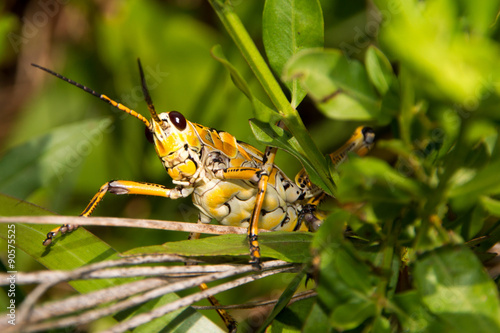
xmin=32 ymin=61 xmax=374 ymax=259
xmin=32 ymin=60 xmax=374 ymax=331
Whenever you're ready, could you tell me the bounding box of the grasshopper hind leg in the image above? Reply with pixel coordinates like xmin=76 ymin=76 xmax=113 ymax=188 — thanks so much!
xmin=188 ymin=213 xmax=238 ymax=332
xmin=43 ymin=180 xmax=188 ymax=245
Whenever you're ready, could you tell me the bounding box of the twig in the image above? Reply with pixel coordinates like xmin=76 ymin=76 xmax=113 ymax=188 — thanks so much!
xmin=0 ymin=277 xmax=169 ymax=333
xmin=15 ymin=254 xmax=193 ymax=325
xmin=192 ymin=289 xmax=317 ymax=310
xmin=103 ymin=265 xmax=299 ymax=333
xmin=0 ymin=263 xmax=242 ymax=284
xmin=0 ymin=215 xmax=270 ymax=235
xmin=10 ymin=260 xmax=297 ymax=332
xmin=22 ymin=278 xmax=170 ymax=324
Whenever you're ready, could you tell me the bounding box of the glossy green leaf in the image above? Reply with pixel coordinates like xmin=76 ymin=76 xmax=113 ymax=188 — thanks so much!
xmin=312 ymin=212 xmax=379 ymax=329
xmin=449 ymin=159 xmax=500 ymax=209
xmin=454 ymin=0 xmax=500 ymax=36
xmin=257 ymin=265 xmax=308 ymax=332
xmin=249 ymin=119 xmax=332 ymax=195
xmin=480 ymin=196 xmax=500 ymax=216
xmin=0 ymin=194 xmax=121 ymax=292
xmin=414 ymin=245 xmax=500 ymax=332
xmin=365 ymin=45 xmax=393 ymax=96
xmin=372 ymin=315 xmax=391 ymax=333
xmin=263 ymin=0 xmax=324 ymax=107
xmin=0 ymin=118 xmax=112 ymax=199
xmin=329 ymin=299 xmax=376 ymax=330
xmin=124 ymin=232 xmax=313 ymax=263
xmin=300 ymin=301 xmax=329 ymax=333
xmin=268 ymin=297 xmax=324 ymax=333
xmin=211 ymin=44 xmax=278 ymax=123
xmin=392 ymin=290 xmax=446 ymax=332
xmin=125 ymin=294 xmax=224 ymax=333
xmin=283 ymin=48 xmax=380 ymax=121
xmin=462 ymin=204 xmax=487 ymax=240
xmin=373 ymin=0 xmax=500 ymax=104
xmin=336 ymin=156 xmax=424 ymax=203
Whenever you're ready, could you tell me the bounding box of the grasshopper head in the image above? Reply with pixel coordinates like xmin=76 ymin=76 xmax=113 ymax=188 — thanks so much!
xmin=132 ymin=60 xmax=201 ymax=181
xmin=145 ymin=111 xmax=201 ymax=175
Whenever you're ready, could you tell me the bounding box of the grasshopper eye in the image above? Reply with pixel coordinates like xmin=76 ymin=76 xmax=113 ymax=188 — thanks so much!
xmin=169 ymin=111 xmax=187 ymax=131
xmin=361 ymin=127 xmax=375 ymax=144
xmin=145 ymin=127 xmax=154 ymax=144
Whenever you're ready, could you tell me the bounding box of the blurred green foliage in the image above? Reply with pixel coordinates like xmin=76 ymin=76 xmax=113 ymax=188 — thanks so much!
xmin=2 ymin=0 xmax=500 ymax=331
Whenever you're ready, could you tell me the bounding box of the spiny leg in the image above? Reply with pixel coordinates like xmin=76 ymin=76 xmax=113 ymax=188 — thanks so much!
xmin=295 ymin=126 xmax=375 ymax=194
xmin=248 ymin=121 xmax=285 ymax=269
xmin=248 ymin=145 xmax=279 ymax=269
xmin=43 ymin=180 xmax=190 ymax=245
xmin=213 ymin=150 xmax=280 ymax=269
xmin=294 ymin=126 xmax=375 ymax=232
xmin=215 ymin=121 xmax=285 ymax=269
xmin=329 ymin=126 xmax=375 ymax=165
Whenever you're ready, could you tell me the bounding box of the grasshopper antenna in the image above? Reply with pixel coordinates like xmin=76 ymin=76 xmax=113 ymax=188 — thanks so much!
xmin=31 ymin=63 xmax=151 ymax=128
xmin=137 ymin=59 xmax=161 ymax=124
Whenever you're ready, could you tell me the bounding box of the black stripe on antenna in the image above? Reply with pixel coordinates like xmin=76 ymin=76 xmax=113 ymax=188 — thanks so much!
xmin=31 ymin=63 xmax=103 ymax=100
xmin=137 ymin=58 xmax=160 ymax=122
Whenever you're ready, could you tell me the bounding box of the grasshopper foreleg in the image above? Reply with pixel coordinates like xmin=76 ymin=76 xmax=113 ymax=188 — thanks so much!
xmin=43 ymin=180 xmax=193 ymax=246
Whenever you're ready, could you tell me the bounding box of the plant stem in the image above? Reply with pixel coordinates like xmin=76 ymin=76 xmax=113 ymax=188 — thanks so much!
xmin=208 ymin=0 xmax=335 ymax=194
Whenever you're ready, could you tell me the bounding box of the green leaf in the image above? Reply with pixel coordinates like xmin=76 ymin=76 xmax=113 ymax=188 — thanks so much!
xmin=249 ymin=119 xmax=332 ymax=195
xmin=283 ymin=48 xmax=380 ymax=121
xmin=372 ymin=315 xmax=391 ymax=333
xmin=449 ymin=159 xmax=500 ymax=209
xmin=125 ymin=294 xmax=224 ymax=333
xmin=329 ymin=299 xmax=376 ymax=330
xmin=301 ymin=301 xmax=329 ymax=333
xmin=336 ymin=156 xmax=424 ymax=204
xmin=124 ymin=232 xmax=313 ymax=263
xmin=454 ymin=0 xmax=500 ymax=36
xmin=374 ymin=0 xmax=500 ymax=104
xmin=480 ymin=196 xmax=500 ymax=216
xmin=0 ymin=118 xmax=112 ymax=199
xmin=211 ymin=44 xmax=252 ymax=100
xmin=211 ymin=44 xmax=278 ymax=123
xmin=257 ymin=265 xmax=308 ymax=332
xmin=0 ymin=194 xmax=121 ymax=291
xmin=312 ymin=213 xmax=379 ymax=329
xmin=392 ymin=290 xmax=446 ymax=333
xmin=263 ymin=0 xmax=324 ymax=107
xmin=365 ymin=45 xmax=393 ymax=96
xmin=414 ymin=245 xmax=500 ymax=332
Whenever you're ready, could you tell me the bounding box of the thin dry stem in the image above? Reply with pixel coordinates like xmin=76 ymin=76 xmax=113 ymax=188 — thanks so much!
xmin=2 ymin=259 xmax=298 ymax=333
xmin=104 ymin=265 xmax=299 ymax=333
xmin=192 ymin=289 xmax=317 ymax=310
xmin=0 ymin=215 xmax=271 ymax=235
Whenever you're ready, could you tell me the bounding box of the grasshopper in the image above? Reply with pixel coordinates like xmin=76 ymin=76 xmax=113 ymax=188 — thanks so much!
xmin=32 ymin=60 xmax=374 ymax=259
xmin=32 ymin=60 xmax=374 ymax=329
